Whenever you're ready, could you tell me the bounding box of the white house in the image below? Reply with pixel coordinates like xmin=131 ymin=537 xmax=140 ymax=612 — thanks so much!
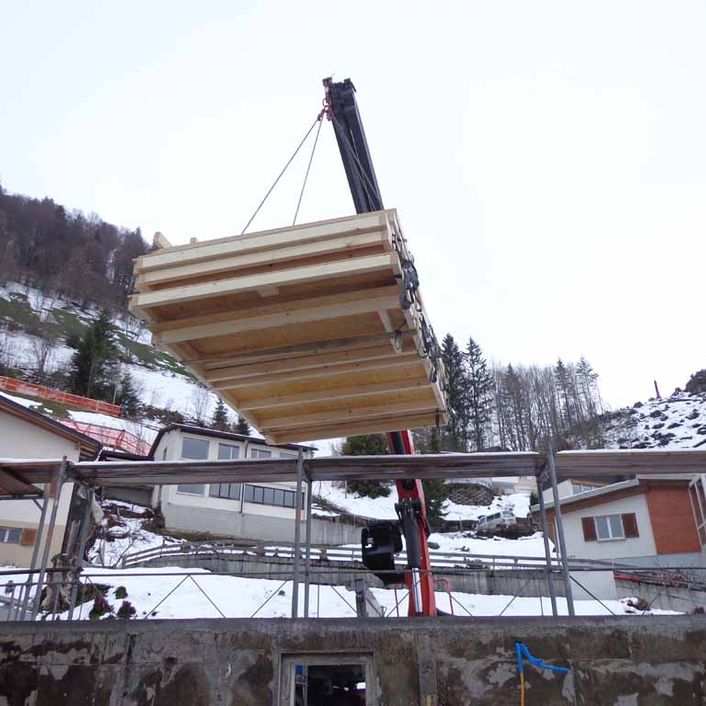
xmin=535 ymin=474 xmax=705 ymax=568
xmin=149 ymin=424 xmax=319 ymax=543
xmin=0 ymin=393 xmax=101 ymax=566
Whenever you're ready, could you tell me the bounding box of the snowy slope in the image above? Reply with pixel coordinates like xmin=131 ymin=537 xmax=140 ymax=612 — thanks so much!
xmin=603 ymin=390 xmax=706 ymax=449
xmin=314 ymin=481 xmax=531 ymax=522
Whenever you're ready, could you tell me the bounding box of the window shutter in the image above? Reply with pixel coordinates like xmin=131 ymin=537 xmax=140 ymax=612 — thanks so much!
xmin=20 ymin=528 xmax=38 ymax=546
xmin=581 ymin=517 xmax=597 ymax=542
xmin=622 ymin=513 xmax=639 ymax=538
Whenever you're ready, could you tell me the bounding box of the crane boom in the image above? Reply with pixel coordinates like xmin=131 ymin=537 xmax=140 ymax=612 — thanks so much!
xmin=323 ymin=77 xmax=437 ymax=617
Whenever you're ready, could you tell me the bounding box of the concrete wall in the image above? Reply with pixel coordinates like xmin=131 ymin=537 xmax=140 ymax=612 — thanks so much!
xmin=1 ymin=615 xmax=706 ymax=704
xmin=156 ymin=503 xmax=360 ymax=545
xmin=0 ymin=411 xmax=80 ymax=566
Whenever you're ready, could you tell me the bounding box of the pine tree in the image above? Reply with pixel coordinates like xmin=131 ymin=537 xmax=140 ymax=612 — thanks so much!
xmin=211 ymin=399 xmax=230 ymax=431
xmin=440 ymin=334 xmax=469 ymax=451
xmin=68 ymin=309 xmax=119 ymax=399
xmin=465 ymin=337 xmax=494 ymax=451
xmin=422 ymin=478 xmax=447 ymax=524
xmin=233 ymin=415 xmax=251 ymax=436
xmin=342 ymin=434 xmax=390 ymax=497
xmin=116 ymin=372 xmax=142 ymax=419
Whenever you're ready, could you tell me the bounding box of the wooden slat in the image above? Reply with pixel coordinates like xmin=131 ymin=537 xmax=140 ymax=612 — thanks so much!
xmin=202 ymin=342 xmax=415 ymax=379
xmin=239 ymin=379 xmax=428 ymax=411
xmin=188 ymin=331 xmax=417 ymax=368
xmin=262 ymin=400 xmax=441 ymax=431
xmin=153 ymin=287 xmax=401 ymax=344
xmin=267 ymin=412 xmax=442 ymax=444
xmin=134 ymin=211 xmax=388 ymax=273
xmin=212 ymin=353 xmax=420 ymax=389
xmin=130 ymin=253 xmax=398 ymax=310
xmin=139 ymin=231 xmax=389 ymax=287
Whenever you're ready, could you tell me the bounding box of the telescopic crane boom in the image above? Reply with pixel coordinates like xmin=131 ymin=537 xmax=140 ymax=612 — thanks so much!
xmin=323 ymin=77 xmax=437 ymax=617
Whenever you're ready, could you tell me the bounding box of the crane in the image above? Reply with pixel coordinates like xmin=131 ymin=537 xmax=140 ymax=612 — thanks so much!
xmin=323 ymin=77 xmax=437 ymax=617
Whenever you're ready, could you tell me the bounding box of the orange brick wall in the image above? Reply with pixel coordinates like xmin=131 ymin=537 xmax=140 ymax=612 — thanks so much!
xmin=645 ymin=485 xmax=702 ymax=555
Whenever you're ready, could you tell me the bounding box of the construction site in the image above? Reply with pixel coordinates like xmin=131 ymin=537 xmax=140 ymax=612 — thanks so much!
xmin=2 ymin=41 xmax=706 ymax=706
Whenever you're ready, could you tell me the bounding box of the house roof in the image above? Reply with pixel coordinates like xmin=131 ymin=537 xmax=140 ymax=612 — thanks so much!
xmin=0 ymin=393 xmax=102 ymax=462
xmin=533 ymin=474 xmax=696 ymax=514
xmin=148 ymin=423 xmax=317 ymax=457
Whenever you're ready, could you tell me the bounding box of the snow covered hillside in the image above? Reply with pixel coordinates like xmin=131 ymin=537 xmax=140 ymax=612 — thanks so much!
xmin=0 ymin=281 xmax=224 ymax=426
xmin=603 ymin=390 xmax=706 ymax=450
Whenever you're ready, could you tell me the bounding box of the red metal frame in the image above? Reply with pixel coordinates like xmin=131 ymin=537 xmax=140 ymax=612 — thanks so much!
xmin=389 ymin=429 xmax=437 ymax=617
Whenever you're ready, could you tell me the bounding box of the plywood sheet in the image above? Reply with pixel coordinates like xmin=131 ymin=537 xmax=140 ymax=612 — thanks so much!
xmin=130 ymin=209 xmax=447 ymax=442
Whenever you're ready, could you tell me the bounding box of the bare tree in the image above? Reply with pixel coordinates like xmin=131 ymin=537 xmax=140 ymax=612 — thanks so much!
xmin=189 ymin=386 xmax=210 ymax=426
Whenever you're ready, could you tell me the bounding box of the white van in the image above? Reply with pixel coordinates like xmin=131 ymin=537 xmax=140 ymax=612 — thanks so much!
xmin=476 ymin=510 xmax=516 ymax=533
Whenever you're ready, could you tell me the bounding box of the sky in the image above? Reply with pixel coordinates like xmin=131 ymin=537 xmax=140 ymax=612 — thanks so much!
xmin=1 ymin=1 xmax=705 ymax=409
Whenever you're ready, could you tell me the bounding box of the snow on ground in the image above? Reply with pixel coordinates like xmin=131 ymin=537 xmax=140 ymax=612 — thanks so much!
xmin=604 ymin=390 xmax=706 ymax=449
xmin=19 ymin=566 xmax=674 ymax=620
xmin=427 ymin=530 xmax=550 ymax=557
xmin=314 ymin=481 xmax=531 ymax=522
xmin=0 ymin=390 xmax=43 ymax=410
xmin=88 ymin=500 xmax=182 ymax=568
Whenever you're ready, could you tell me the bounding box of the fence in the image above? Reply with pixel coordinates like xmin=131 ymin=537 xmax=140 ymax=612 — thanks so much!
xmin=59 ymin=420 xmax=152 ymax=456
xmin=0 ymin=375 xmax=122 ymax=416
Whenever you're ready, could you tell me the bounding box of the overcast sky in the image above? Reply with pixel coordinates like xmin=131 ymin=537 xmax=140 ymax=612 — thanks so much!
xmin=2 ymin=1 xmax=705 ymax=409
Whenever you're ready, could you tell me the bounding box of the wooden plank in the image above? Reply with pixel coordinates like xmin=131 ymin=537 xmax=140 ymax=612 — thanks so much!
xmin=262 ymin=400 xmax=441 ymax=431
xmin=239 ymin=379 xmax=428 ymax=411
xmin=267 ymin=412 xmax=442 ymax=444
xmin=202 ymin=342 xmax=415 ymax=378
xmin=212 ymin=353 xmax=421 ymax=388
xmin=187 ymin=331 xmax=418 ymax=367
xmin=153 ymin=287 xmax=401 ymax=344
xmin=139 ymin=231 xmax=388 ymax=287
xmin=134 ymin=211 xmax=388 ymax=273
xmin=130 ymin=253 xmax=398 ymax=310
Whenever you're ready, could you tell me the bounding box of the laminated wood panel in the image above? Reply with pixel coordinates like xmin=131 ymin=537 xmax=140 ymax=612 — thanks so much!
xmin=130 ymin=209 xmax=447 ymax=443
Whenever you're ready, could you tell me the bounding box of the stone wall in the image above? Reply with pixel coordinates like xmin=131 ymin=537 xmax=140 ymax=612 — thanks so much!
xmin=1 ymin=615 xmax=705 ymax=705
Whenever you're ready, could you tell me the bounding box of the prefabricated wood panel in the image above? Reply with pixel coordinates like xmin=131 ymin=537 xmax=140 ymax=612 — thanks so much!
xmin=130 ymin=209 xmax=447 ymax=443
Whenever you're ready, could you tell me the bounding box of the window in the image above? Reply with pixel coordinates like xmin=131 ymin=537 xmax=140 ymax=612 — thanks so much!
xmin=250 ymin=448 xmax=272 ymax=459
xmin=0 ymin=527 xmax=21 ymax=544
xmin=181 ymin=437 xmax=209 ymax=460
xmin=209 ymin=483 xmax=241 ymax=501
xmin=572 ymin=482 xmax=598 ymax=495
xmin=242 ymin=484 xmax=304 ymax=509
xmin=176 ymin=484 xmax=206 ymax=496
xmin=279 ymin=451 xmax=298 ymax=459
xmin=218 ymin=443 xmax=240 ymax=460
xmin=581 ymin=513 xmax=639 ymax=542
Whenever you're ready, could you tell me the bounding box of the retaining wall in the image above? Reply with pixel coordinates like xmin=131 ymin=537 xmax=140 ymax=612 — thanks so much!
xmin=1 ymin=616 xmax=705 ymax=704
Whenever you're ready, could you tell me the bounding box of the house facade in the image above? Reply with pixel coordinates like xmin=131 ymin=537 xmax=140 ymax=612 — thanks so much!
xmin=0 ymin=393 xmax=101 ymax=565
xmin=149 ymin=424 xmax=324 ymax=543
xmin=536 ymin=475 xmax=705 ymax=568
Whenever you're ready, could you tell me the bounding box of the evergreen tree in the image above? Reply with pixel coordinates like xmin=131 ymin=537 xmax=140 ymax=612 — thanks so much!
xmin=116 ymin=372 xmax=142 ymax=419
xmin=68 ymin=309 xmax=119 ymax=399
xmin=440 ymin=334 xmax=469 ymax=451
xmin=211 ymin=399 xmax=230 ymax=431
xmin=233 ymin=415 xmax=251 ymax=436
xmin=422 ymin=478 xmax=447 ymax=525
xmin=465 ymin=336 xmax=494 ymax=451
xmin=342 ymin=434 xmax=390 ymax=497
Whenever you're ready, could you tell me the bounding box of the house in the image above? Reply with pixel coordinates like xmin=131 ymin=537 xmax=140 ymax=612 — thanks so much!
xmin=0 ymin=393 xmax=101 ymax=566
xmin=149 ymin=424 xmax=320 ymax=543
xmin=534 ymin=474 xmax=705 ymax=568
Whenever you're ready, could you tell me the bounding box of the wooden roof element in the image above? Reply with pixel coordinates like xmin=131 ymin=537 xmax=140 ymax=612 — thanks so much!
xmin=130 ymin=210 xmax=447 ymax=443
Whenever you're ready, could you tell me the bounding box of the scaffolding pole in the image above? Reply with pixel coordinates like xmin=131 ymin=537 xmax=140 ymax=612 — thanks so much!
xmin=31 ymin=458 xmax=66 ymax=620
xmin=536 ymin=475 xmax=558 ymax=617
xmin=548 ymin=444 xmax=575 ymax=616
xmin=291 ymin=450 xmax=304 ymax=618
xmin=303 ymin=477 xmax=313 ymax=618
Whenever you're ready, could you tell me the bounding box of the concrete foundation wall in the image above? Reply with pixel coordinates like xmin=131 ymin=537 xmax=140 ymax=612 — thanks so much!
xmin=1 ymin=616 xmax=706 ymax=705
xmin=162 ymin=502 xmax=361 ymax=545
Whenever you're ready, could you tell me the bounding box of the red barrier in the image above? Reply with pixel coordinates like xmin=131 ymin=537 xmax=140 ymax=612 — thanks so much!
xmin=0 ymin=376 xmax=122 ymax=417
xmin=59 ymin=420 xmax=151 ymax=456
